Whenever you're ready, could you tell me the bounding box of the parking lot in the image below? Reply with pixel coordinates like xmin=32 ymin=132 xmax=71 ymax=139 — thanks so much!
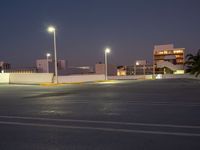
xmin=0 ymin=79 xmax=200 ymax=150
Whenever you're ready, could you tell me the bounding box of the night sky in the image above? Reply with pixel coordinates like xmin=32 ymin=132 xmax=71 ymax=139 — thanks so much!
xmin=0 ymin=0 xmax=200 ymax=68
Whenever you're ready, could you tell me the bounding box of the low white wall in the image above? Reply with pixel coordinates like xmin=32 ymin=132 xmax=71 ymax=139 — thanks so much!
xmin=187 ymin=75 xmax=200 ymax=80
xmin=57 ymin=74 xmax=105 ymax=83
xmin=9 ymin=73 xmax=54 ymax=84
xmin=108 ymin=75 xmax=153 ymax=80
xmin=1 ymin=73 xmax=199 ymax=85
xmin=109 ymin=74 xmax=200 ymax=80
xmin=162 ymin=74 xmax=200 ymax=80
xmin=0 ymin=73 xmax=10 ymax=83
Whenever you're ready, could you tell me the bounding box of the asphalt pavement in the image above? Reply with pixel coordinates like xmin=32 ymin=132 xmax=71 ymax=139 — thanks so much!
xmin=0 ymin=79 xmax=200 ymax=150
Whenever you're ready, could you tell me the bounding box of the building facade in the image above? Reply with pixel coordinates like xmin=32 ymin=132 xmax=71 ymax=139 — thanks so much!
xmin=117 ymin=65 xmax=153 ymax=76
xmin=153 ymin=44 xmax=185 ymax=74
xmin=36 ymin=59 xmax=67 ymax=75
xmin=95 ymin=63 xmax=117 ymax=76
xmin=0 ymin=61 xmax=11 ymax=73
xmin=117 ymin=60 xmax=153 ymax=76
xmin=117 ymin=66 xmax=126 ymax=76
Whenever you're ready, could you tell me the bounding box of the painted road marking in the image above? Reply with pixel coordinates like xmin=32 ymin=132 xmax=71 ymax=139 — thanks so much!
xmin=23 ymin=99 xmax=200 ymax=106
xmin=0 ymin=115 xmax=200 ymax=129
xmin=0 ymin=120 xmax=200 ymax=137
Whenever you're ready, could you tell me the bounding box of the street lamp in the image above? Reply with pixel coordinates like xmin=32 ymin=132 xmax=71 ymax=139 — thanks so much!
xmin=46 ymin=53 xmax=51 ymax=73
xmin=104 ymin=48 xmax=111 ymax=80
xmin=47 ymin=26 xmax=58 ymax=84
xmin=135 ymin=61 xmax=139 ymax=75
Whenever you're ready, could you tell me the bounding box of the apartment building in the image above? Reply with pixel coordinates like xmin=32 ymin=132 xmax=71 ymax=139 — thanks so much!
xmin=153 ymin=44 xmax=185 ymax=74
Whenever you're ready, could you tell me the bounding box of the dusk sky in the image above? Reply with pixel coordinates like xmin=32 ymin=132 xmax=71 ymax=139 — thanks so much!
xmin=0 ymin=0 xmax=200 ymax=67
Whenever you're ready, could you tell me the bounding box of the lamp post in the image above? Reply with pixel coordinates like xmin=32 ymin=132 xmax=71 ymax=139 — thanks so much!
xmin=47 ymin=26 xmax=58 ymax=84
xmin=46 ymin=53 xmax=51 ymax=73
xmin=135 ymin=61 xmax=139 ymax=75
xmin=104 ymin=48 xmax=111 ymax=80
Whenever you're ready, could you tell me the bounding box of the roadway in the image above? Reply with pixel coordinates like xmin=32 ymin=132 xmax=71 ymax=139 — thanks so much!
xmin=0 ymin=79 xmax=200 ymax=150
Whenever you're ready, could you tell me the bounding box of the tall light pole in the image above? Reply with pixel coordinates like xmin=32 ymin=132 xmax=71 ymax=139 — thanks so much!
xmin=47 ymin=26 xmax=58 ymax=84
xmin=104 ymin=48 xmax=111 ymax=80
xmin=46 ymin=53 xmax=51 ymax=73
xmin=135 ymin=61 xmax=139 ymax=75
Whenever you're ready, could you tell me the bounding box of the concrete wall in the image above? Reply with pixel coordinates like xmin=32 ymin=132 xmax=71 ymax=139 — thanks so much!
xmin=109 ymin=74 xmax=200 ymax=80
xmin=0 ymin=73 xmax=10 ymax=83
xmin=1 ymin=73 xmax=199 ymax=85
xmin=57 ymin=74 xmax=105 ymax=83
xmin=162 ymin=74 xmax=200 ymax=80
xmin=9 ymin=73 xmax=54 ymax=84
xmin=108 ymin=75 xmax=153 ymax=80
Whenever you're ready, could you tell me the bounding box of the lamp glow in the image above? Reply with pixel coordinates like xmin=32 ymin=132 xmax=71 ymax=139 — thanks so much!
xmin=105 ymin=48 xmax=111 ymax=54
xmin=104 ymin=48 xmax=111 ymax=80
xmin=48 ymin=26 xmax=55 ymax=33
xmin=46 ymin=53 xmax=51 ymax=57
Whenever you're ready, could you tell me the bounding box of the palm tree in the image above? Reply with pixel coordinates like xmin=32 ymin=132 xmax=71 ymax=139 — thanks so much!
xmin=185 ymin=49 xmax=200 ymax=77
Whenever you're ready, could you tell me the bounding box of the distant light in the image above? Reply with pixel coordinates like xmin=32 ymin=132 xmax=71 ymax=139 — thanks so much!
xmin=77 ymin=66 xmax=90 ymax=69
xmin=48 ymin=26 xmax=55 ymax=33
xmin=1 ymin=70 xmax=4 ymax=73
xmin=105 ymin=48 xmax=111 ymax=54
xmin=46 ymin=53 xmax=51 ymax=57
xmin=174 ymin=70 xmax=185 ymax=74
xmin=156 ymin=74 xmax=162 ymax=79
xmin=136 ymin=61 xmax=139 ymax=66
xmin=97 ymin=80 xmax=118 ymax=84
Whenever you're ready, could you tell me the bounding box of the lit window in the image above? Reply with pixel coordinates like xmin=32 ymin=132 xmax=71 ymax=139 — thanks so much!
xmin=174 ymin=50 xmax=183 ymax=54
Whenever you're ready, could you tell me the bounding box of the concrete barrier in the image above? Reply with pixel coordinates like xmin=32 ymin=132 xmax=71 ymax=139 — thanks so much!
xmin=108 ymin=75 xmax=153 ymax=80
xmin=162 ymin=74 xmax=200 ymax=80
xmin=57 ymin=74 xmax=105 ymax=83
xmin=0 ymin=73 xmax=10 ymax=83
xmin=1 ymin=73 xmax=199 ymax=85
xmin=9 ymin=73 xmax=54 ymax=84
xmin=109 ymin=74 xmax=200 ymax=80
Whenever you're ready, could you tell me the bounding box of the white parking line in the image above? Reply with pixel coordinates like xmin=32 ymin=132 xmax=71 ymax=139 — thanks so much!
xmin=38 ymin=99 xmax=200 ymax=106
xmin=0 ymin=115 xmax=200 ymax=129
xmin=0 ymin=120 xmax=200 ymax=137
xmin=125 ymin=101 xmax=200 ymax=107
